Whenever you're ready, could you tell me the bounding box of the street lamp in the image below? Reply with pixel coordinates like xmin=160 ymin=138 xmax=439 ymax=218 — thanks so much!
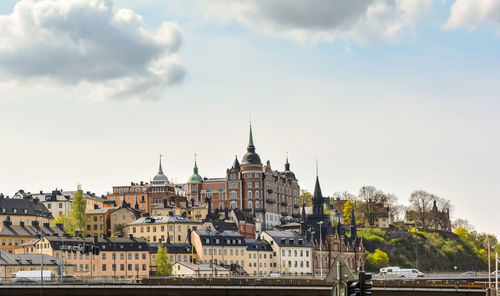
xmin=318 ymin=221 xmax=324 ymax=279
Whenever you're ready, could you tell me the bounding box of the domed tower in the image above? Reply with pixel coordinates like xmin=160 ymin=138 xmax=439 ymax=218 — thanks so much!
xmin=187 ymin=156 xmax=203 ymax=202
xmin=151 ymin=155 xmax=169 ymax=186
xmin=240 ymin=124 xmax=263 ymax=212
xmin=241 ymin=124 xmax=262 ymax=170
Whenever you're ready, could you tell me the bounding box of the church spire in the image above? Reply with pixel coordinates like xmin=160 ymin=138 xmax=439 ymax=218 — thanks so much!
xmin=193 ymin=153 xmax=198 ymax=174
xmin=285 ymin=152 xmax=290 ymax=171
xmin=312 ymin=176 xmax=324 ymax=216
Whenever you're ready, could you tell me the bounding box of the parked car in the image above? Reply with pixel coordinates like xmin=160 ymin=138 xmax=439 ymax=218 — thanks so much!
xmin=462 ymin=271 xmax=477 ymax=276
xmin=264 ymin=273 xmax=281 ymax=278
xmin=59 ymin=275 xmax=84 ymax=284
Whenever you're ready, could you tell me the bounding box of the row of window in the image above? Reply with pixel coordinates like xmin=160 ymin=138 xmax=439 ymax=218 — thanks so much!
xmin=76 ymin=263 xmax=147 ymax=272
xmin=203 ymin=248 xmax=244 ymax=256
xmin=282 ymin=250 xmax=310 ymax=257
xmin=62 ymin=252 xmax=147 ymax=260
xmin=282 ymin=260 xmax=310 ymax=268
xmin=114 ymin=188 xmax=147 ymax=194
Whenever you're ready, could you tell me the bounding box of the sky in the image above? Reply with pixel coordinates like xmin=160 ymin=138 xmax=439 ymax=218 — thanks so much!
xmin=0 ymin=0 xmax=499 ymax=236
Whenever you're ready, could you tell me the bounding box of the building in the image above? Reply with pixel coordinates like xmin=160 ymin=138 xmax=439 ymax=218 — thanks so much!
xmin=186 ymin=125 xmax=300 ymax=231
xmin=106 ymin=157 xmax=185 ymax=214
xmin=0 ymin=219 xmax=65 ymax=253
xmin=191 ymin=228 xmax=247 ymax=270
xmin=15 ymin=235 xmax=150 ymax=277
xmin=126 ymin=215 xmax=202 ymax=244
xmin=31 ymin=189 xmax=107 ymax=219
xmin=149 ymin=243 xmax=195 ymax=274
xmin=245 ymin=238 xmax=274 ymax=276
xmin=151 ymin=199 xmax=208 ymax=222
xmin=228 ymin=209 xmax=256 ymax=238
xmin=172 ymin=262 xmax=231 ymax=277
xmin=0 ymin=250 xmax=74 ymax=277
xmin=260 ymin=230 xmax=312 ymax=275
xmin=109 ymin=206 xmax=142 ymax=236
xmin=0 ymin=194 xmax=52 ymax=226
xmin=85 ymin=207 xmax=118 ymax=237
xmin=301 ymin=176 xmax=364 ymax=276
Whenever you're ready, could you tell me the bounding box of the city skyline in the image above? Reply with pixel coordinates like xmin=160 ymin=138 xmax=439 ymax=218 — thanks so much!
xmin=1 ymin=0 xmax=499 ymax=240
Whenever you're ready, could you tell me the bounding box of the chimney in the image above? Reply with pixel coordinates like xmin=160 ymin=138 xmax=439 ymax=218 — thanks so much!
xmin=3 ymin=218 xmax=12 ymax=227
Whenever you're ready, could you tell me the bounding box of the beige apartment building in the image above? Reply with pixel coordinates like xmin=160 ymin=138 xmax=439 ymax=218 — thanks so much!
xmin=15 ymin=236 xmax=150 ymax=277
xmin=245 ymin=238 xmax=275 ymax=276
xmin=191 ymin=229 xmax=247 ymax=268
xmin=126 ymin=215 xmax=202 ymax=244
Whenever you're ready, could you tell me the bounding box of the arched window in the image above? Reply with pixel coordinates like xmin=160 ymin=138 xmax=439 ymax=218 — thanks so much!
xmin=255 ymin=191 xmax=260 ymax=199
xmin=248 ymin=191 xmax=252 ymax=199
xmin=230 ymin=201 xmax=237 ymax=209
xmin=255 ymin=201 xmax=260 ymax=209
xmin=248 ymin=201 xmax=253 ymax=209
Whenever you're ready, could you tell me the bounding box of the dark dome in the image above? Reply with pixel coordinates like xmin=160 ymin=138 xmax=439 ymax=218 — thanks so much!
xmin=241 ymin=149 xmax=262 ymax=166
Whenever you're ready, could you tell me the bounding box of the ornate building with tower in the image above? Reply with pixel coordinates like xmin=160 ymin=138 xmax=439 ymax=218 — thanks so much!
xmin=186 ymin=125 xmax=300 ymax=230
xmin=301 ymin=176 xmax=364 ymax=275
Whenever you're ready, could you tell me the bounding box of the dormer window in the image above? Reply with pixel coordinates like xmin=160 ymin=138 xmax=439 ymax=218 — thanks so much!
xmin=13 ymin=208 xmax=17 ymax=214
xmin=23 ymin=209 xmax=28 ymax=214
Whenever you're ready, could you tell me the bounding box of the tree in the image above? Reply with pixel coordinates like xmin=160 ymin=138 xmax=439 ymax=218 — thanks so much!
xmin=365 ymin=249 xmax=390 ymax=271
xmin=112 ymin=224 xmax=125 ymax=237
xmin=300 ymin=189 xmax=313 ymax=207
xmin=51 ymin=212 xmax=77 ymax=235
xmin=358 ymin=186 xmax=395 ymax=226
xmin=155 ymin=243 xmax=172 ymax=276
xmin=452 ymin=219 xmax=475 ymax=231
xmin=343 ymin=199 xmax=355 ymax=225
xmin=408 ymin=190 xmax=435 ymax=230
xmin=71 ymin=184 xmax=87 ymax=235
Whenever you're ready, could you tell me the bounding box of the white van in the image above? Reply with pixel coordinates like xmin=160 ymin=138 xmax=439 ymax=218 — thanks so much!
xmin=379 ymin=267 xmax=424 ymax=278
xmin=12 ymin=270 xmax=55 ymax=282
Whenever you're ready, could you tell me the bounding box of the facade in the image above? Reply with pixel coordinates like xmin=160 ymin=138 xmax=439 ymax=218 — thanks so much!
xmin=0 ymin=250 xmax=74 ymax=277
xmin=152 ymin=201 xmax=208 ymax=222
xmin=15 ymin=236 xmax=150 ymax=277
xmin=32 ymin=189 xmax=106 ymax=219
xmin=245 ymin=238 xmax=274 ymax=276
xmin=301 ymin=177 xmax=364 ymax=277
xmin=126 ymin=215 xmax=202 ymax=244
xmin=0 ymin=194 xmax=52 ymax=226
xmin=260 ymin=230 xmax=312 ymax=275
xmin=109 ymin=206 xmax=142 ymax=236
xmin=191 ymin=229 xmax=247 ymax=269
xmin=107 ymin=157 xmax=184 ymax=214
xmin=0 ymin=219 xmax=65 ymax=253
xmin=228 ymin=209 xmax=256 ymax=238
xmin=149 ymin=243 xmax=195 ymax=273
xmin=85 ymin=207 xmax=118 ymax=237
xmin=186 ymin=125 xmax=300 ymax=231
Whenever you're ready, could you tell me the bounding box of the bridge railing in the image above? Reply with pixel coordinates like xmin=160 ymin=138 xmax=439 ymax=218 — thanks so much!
xmin=373 ymin=279 xmax=488 ymax=290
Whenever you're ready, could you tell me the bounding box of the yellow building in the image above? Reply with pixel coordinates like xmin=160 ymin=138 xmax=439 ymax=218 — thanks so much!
xmin=15 ymin=235 xmax=150 ymax=277
xmin=109 ymin=207 xmax=142 ymax=236
xmin=0 ymin=219 xmax=65 ymax=253
xmin=245 ymin=239 xmax=275 ymax=276
xmin=191 ymin=229 xmax=247 ymax=269
xmin=86 ymin=207 xmax=118 ymax=237
xmin=172 ymin=262 xmax=230 ymax=277
xmin=0 ymin=195 xmax=52 ymax=226
xmin=0 ymin=250 xmax=74 ymax=278
xmin=152 ymin=203 xmax=208 ymax=221
xmin=126 ymin=215 xmax=202 ymax=244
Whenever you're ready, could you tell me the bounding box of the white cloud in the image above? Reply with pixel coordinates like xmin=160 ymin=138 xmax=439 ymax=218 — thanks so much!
xmin=202 ymin=0 xmax=434 ymax=44
xmin=0 ymin=0 xmax=185 ymax=101
xmin=443 ymin=0 xmax=500 ymax=34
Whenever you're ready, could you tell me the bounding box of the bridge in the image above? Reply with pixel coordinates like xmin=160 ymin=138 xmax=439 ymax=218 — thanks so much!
xmin=0 ymin=277 xmax=490 ymax=296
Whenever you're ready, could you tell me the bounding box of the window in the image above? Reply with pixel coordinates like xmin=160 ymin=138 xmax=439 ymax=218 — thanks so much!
xmin=248 ymin=201 xmax=253 ymax=209
xmin=248 ymin=191 xmax=252 ymax=199
xmin=248 ymin=182 xmax=252 ymax=188
xmin=231 ymin=174 xmax=235 ymax=180
xmin=113 ymin=215 xmax=117 ymax=220
xmin=207 ymin=186 xmax=211 ymax=191
xmin=230 ymin=192 xmax=237 ymax=200
xmin=255 ymin=182 xmax=260 ymax=188
xmin=255 ymin=191 xmax=260 ymax=199
xmin=230 ymin=201 xmax=237 ymax=209
xmin=120 ymin=264 xmax=124 ymax=271
xmin=102 ymin=264 xmax=107 ymax=271
xmin=255 ymin=201 xmax=259 ymax=209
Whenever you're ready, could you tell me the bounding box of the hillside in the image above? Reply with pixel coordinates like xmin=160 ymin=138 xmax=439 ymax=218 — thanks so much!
xmin=360 ymin=227 xmax=487 ymax=272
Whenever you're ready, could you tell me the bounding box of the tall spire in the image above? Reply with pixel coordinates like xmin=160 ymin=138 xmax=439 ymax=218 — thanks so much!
xmin=312 ymin=175 xmax=324 ymax=216
xmin=285 ymin=152 xmax=290 ymax=171
xmin=158 ymin=154 xmax=164 ymax=175
xmin=248 ymin=123 xmax=255 ymax=148
xmin=193 ymin=153 xmax=198 ymax=174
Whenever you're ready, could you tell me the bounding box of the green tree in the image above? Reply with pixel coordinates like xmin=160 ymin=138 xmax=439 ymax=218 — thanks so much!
xmin=343 ymin=199 xmax=354 ymax=224
xmin=365 ymin=249 xmax=390 ymax=271
xmin=300 ymin=189 xmax=313 ymax=207
xmin=71 ymin=184 xmax=87 ymax=235
xmin=51 ymin=212 xmax=77 ymax=235
xmin=155 ymin=243 xmax=172 ymax=276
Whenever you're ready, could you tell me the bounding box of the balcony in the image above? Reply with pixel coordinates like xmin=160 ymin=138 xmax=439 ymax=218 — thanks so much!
xmin=293 ymin=204 xmax=300 ymax=209
xmin=280 ymin=201 xmax=288 ymax=207
xmin=266 ymin=198 xmax=276 ymax=204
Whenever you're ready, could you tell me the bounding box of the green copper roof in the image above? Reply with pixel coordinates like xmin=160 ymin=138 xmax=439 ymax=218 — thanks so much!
xmin=249 ymin=124 xmax=254 ymax=147
xmin=188 ymin=160 xmax=203 ymax=183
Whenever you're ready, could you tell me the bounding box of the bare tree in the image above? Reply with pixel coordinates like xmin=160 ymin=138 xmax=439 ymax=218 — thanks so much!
xmin=358 ymin=186 xmax=394 ymax=225
xmin=408 ymin=190 xmax=435 ymax=230
xmin=452 ymin=218 xmax=475 ymax=231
